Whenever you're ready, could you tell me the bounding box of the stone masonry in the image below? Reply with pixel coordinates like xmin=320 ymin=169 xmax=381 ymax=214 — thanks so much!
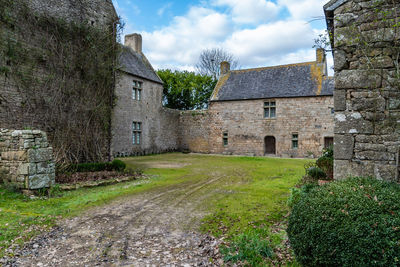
xmin=0 ymin=129 xmax=55 ymax=189
xmin=325 ymin=0 xmax=400 ymax=181
xmin=180 ymin=96 xmax=334 ymax=157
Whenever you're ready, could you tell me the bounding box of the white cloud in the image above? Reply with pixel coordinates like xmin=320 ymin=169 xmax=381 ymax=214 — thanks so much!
xmin=119 ymin=0 xmax=333 ymax=73
xmin=212 ymin=0 xmax=280 ymax=24
xmin=224 ymin=20 xmax=316 ymax=66
xmin=141 ymin=7 xmax=232 ymax=68
xmin=278 ymin=0 xmax=325 ymax=20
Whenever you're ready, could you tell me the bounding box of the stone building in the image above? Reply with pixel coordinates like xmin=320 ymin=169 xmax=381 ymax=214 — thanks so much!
xmin=180 ymin=49 xmax=335 ymax=158
xmin=324 ymin=0 xmax=400 ymax=181
xmin=111 ymin=34 xmax=180 ymax=157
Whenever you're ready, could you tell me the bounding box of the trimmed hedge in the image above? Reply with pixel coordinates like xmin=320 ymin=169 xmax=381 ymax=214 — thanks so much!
xmin=288 ymin=177 xmax=400 ymax=267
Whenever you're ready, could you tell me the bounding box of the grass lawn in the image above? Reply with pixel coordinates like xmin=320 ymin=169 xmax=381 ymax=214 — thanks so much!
xmin=0 ymin=153 xmax=309 ymax=264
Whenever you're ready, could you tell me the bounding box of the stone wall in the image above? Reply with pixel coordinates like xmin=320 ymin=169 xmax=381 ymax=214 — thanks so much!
xmin=327 ymin=0 xmax=400 ymax=181
xmin=0 ymin=129 xmax=55 ymax=189
xmin=111 ymin=72 xmax=180 ymax=157
xmin=0 ymin=0 xmax=118 ymax=163
xmin=180 ymin=96 xmax=334 ymax=157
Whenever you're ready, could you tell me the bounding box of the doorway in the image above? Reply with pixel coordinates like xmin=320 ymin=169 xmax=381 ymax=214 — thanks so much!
xmin=265 ymin=136 xmax=276 ymax=155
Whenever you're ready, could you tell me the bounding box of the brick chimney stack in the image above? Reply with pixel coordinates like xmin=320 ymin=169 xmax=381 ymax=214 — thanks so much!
xmin=125 ymin=33 xmax=142 ymax=53
xmin=220 ymin=61 xmax=230 ymax=75
xmin=316 ymin=48 xmax=327 ymax=76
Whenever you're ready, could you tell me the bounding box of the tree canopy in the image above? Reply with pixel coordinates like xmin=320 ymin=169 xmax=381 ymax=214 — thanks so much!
xmin=157 ymin=69 xmax=217 ymax=110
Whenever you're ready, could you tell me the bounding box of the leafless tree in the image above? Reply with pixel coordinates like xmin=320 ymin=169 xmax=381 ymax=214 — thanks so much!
xmin=195 ymin=48 xmax=239 ymax=79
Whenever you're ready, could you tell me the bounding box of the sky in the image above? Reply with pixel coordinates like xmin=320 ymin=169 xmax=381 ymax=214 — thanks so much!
xmin=112 ymin=0 xmax=333 ymax=75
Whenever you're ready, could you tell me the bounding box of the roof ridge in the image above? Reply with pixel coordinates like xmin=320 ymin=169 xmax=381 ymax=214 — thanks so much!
xmin=231 ymin=61 xmax=315 ymax=73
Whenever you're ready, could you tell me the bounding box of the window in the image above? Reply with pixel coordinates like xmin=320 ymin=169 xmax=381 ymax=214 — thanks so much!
xmin=330 ymin=108 xmax=335 ymax=114
xmin=223 ymin=132 xmax=228 ymax=146
xmin=264 ymin=101 xmax=276 ymax=118
xmin=132 ymin=122 xmax=142 ymax=145
xmin=132 ymin=80 xmax=143 ymax=100
xmin=292 ymin=133 xmax=298 ymax=149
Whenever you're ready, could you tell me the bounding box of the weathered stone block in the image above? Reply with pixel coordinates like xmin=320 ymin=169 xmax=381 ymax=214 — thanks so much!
xmin=334 ymin=134 xmax=354 ymax=160
xmin=334 ymin=89 xmax=346 ymax=111
xmin=374 ymin=164 xmax=397 ymax=182
xmin=334 ymin=112 xmax=373 ymax=134
xmin=334 ymin=50 xmax=348 ymax=71
xmin=28 ymin=173 xmax=54 ymax=189
xmin=28 ymin=148 xmax=53 ymax=163
xmin=17 ymin=163 xmax=29 ymax=175
xmin=335 ymin=70 xmax=381 ymax=89
xmin=334 ymin=159 xmax=374 ymax=180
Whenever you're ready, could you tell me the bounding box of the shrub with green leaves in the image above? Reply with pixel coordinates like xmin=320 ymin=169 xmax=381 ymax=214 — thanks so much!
xmin=61 ymin=159 xmax=126 ymax=173
xmin=306 ymin=166 xmax=326 ymax=180
xmin=287 ymin=177 xmax=400 ymax=267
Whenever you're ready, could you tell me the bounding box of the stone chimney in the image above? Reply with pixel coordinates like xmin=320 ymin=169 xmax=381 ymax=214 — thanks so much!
xmin=220 ymin=61 xmax=230 ymax=75
xmin=316 ymin=48 xmax=327 ymax=76
xmin=125 ymin=33 xmax=142 ymax=53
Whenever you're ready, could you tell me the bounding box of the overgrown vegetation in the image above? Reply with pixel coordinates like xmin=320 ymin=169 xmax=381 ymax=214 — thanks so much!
xmin=288 ymin=177 xmax=400 ymax=267
xmin=302 ymin=146 xmax=333 ymax=183
xmin=0 ymin=0 xmax=122 ymax=163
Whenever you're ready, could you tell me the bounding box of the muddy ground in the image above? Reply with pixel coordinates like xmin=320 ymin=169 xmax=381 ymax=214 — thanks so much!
xmin=3 ymin=175 xmax=226 ymax=266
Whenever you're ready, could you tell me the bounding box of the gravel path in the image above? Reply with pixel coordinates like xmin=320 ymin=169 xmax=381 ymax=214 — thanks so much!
xmin=2 ymin=177 xmax=226 ymax=266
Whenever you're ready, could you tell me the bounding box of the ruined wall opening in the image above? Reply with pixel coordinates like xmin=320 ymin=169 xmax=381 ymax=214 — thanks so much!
xmin=264 ymin=136 xmax=276 ymax=155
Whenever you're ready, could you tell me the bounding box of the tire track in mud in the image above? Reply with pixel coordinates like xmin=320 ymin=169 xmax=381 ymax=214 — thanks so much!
xmin=8 ymin=172 xmax=228 ymax=267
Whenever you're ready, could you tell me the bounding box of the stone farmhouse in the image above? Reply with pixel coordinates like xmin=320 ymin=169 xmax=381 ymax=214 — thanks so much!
xmin=180 ymin=49 xmax=334 ymax=158
xmin=112 ymin=36 xmax=335 ymax=158
xmin=324 ymin=0 xmax=400 ymax=181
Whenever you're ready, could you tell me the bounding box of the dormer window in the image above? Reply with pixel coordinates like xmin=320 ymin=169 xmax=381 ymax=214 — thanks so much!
xmin=132 ymin=80 xmax=142 ymax=100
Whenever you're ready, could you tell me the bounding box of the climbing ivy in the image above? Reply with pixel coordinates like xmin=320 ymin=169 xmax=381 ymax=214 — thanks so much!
xmin=0 ymin=0 xmax=123 ymax=163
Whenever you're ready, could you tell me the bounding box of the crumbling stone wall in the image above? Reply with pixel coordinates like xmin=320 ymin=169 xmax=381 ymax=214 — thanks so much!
xmin=326 ymin=0 xmax=400 ymax=180
xmin=0 ymin=129 xmax=55 ymax=189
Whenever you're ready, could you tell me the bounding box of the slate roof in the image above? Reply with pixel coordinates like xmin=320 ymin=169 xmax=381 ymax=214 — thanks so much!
xmin=211 ymin=62 xmax=334 ymax=101
xmin=118 ymin=46 xmax=163 ymax=84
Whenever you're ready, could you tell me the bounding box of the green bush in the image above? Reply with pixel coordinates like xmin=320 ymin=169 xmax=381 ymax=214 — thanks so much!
xmin=306 ymin=166 xmax=326 ymax=180
xmin=287 ymin=177 xmax=400 ymax=267
xmin=111 ymin=159 xmax=126 ymax=172
xmin=316 ymin=146 xmax=333 ymax=179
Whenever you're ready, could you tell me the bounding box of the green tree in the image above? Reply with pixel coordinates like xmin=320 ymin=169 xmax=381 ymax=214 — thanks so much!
xmin=157 ymin=69 xmax=217 ymax=110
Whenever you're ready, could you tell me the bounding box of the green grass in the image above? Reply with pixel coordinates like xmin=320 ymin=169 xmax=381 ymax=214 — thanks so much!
xmin=0 ymin=153 xmax=309 ymax=265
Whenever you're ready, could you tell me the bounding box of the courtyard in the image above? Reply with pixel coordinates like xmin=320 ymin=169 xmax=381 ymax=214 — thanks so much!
xmin=1 ymin=153 xmax=309 ymax=265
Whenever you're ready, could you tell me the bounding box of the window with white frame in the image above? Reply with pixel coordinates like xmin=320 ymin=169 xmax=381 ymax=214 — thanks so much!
xmin=264 ymin=101 xmax=276 ymax=118
xmin=132 ymin=122 xmax=142 ymax=145
xmin=132 ymin=80 xmax=143 ymax=100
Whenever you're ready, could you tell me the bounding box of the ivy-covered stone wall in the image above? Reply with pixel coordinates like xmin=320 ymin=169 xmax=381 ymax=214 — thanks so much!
xmin=0 ymin=0 xmax=120 ymax=163
xmin=326 ymin=0 xmax=400 ymax=181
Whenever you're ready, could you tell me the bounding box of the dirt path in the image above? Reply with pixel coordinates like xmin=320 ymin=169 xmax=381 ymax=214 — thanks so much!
xmin=5 ymin=177 xmax=226 ymax=266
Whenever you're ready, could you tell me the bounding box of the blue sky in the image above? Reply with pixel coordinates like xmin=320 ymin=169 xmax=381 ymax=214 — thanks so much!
xmin=112 ymin=0 xmax=333 ymax=74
